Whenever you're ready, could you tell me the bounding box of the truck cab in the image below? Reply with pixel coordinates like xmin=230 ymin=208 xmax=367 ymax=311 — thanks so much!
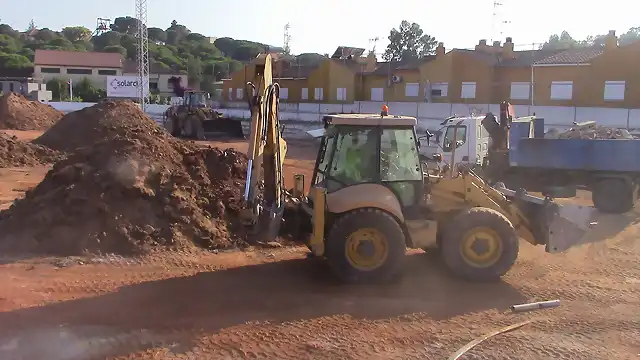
xmin=419 ymin=116 xmax=490 ymax=167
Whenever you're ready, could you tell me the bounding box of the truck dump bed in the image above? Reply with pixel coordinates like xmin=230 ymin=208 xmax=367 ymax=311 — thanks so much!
xmin=509 ymin=137 xmax=640 ymax=172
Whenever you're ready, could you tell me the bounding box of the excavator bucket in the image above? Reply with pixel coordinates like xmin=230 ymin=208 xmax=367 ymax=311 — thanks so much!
xmin=201 ymin=117 xmax=245 ymax=139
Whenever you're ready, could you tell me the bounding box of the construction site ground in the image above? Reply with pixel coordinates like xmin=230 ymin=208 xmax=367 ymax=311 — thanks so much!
xmin=0 ymin=129 xmax=638 ymax=360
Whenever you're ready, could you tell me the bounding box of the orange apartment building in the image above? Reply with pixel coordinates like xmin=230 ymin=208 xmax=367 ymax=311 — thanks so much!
xmin=222 ymin=32 xmax=640 ymax=108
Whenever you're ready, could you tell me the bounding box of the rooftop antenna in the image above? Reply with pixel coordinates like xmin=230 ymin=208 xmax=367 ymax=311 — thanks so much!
xmin=283 ymin=23 xmax=291 ymax=55
xmin=369 ymin=37 xmax=380 ymax=54
xmin=491 ymin=1 xmax=511 ymax=42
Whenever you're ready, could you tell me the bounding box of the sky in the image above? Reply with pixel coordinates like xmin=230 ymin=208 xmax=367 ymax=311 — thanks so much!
xmin=1 ymin=0 xmax=638 ymax=55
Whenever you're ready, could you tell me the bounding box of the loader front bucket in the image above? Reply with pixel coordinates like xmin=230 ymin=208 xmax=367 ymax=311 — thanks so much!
xmin=201 ymin=117 xmax=245 ymax=139
xmin=545 ymin=202 xmax=598 ymax=253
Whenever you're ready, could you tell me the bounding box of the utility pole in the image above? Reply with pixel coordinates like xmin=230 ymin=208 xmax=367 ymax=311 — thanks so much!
xmin=135 ymin=0 xmax=149 ymax=110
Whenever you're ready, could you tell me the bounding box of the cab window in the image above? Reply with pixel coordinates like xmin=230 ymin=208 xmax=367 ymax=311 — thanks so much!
xmin=443 ymin=125 xmax=467 ymax=152
xmin=380 ymin=128 xmax=422 ymax=182
xmin=326 ymin=128 xmax=378 ymax=191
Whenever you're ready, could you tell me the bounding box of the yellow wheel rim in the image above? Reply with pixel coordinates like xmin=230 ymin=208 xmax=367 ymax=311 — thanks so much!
xmin=345 ymin=228 xmax=388 ymax=271
xmin=460 ymin=227 xmax=503 ymax=268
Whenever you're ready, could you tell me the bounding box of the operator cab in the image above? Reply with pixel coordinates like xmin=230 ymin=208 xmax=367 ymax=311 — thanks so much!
xmin=184 ymin=91 xmax=209 ymax=107
xmin=419 ymin=116 xmax=490 ymax=167
xmin=308 ymin=113 xmax=424 ymax=217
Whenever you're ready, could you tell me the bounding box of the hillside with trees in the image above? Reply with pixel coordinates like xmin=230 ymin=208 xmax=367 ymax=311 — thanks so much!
xmin=0 ymin=17 xmax=285 ymax=91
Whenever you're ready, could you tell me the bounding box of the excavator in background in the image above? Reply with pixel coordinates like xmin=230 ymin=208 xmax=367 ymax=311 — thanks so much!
xmin=162 ymin=77 xmax=245 ymax=140
xmin=241 ymin=54 xmax=599 ymax=284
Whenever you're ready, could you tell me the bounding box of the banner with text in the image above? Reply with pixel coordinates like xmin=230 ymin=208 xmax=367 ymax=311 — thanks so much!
xmin=106 ymin=76 xmax=150 ymax=98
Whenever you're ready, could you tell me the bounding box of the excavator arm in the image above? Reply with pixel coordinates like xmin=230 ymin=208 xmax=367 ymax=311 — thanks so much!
xmin=242 ymin=54 xmax=288 ymax=243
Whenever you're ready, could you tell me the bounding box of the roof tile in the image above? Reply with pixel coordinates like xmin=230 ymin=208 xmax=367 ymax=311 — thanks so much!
xmin=534 ymin=47 xmax=604 ymax=65
xmin=35 ymin=49 xmax=122 ymax=68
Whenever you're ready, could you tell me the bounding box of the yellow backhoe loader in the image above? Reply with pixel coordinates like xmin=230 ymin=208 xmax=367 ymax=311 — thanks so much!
xmin=241 ymin=54 xmax=598 ymax=284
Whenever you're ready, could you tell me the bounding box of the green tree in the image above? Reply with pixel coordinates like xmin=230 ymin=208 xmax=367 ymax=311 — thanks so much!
xmin=73 ymin=77 xmax=105 ymax=102
xmin=383 ymin=20 xmax=438 ymax=61
xmin=148 ymin=27 xmax=167 ymax=43
xmin=62 ymin=26 xmax=92 ymax=42
xmin=187 ymin=57 xmax=203 ymax=87
xmin=619 ymin=27 xmax=640 ymax=45
xmin=47 ymin=78 xmax=69 ymax=101
xmin=0 ymin=53 xmax=32 ymax=67
xmin=103 ymin=45 xmax=127 ymax=57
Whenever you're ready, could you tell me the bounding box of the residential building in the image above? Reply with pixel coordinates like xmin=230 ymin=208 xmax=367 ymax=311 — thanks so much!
xmin=34 ymin=49 xmax=123 ymax=87
xmin=222 ymin=46 xmax=377 ymax=104
xmin=122 ymin=60 xmax=187 ymax=97
xmin=222 ymin=33 xmax=640 ymax=108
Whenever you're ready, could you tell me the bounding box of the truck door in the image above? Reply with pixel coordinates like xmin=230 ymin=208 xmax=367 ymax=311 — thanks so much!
xmin=441 ymin=124 xmax=471 ymax=165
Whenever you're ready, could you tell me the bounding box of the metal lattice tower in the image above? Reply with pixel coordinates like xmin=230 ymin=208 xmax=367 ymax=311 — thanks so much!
xmin=283 ymin=23 xmax=291 ymax=55
xmin=135 ymin=0 xmax=149 ymax=110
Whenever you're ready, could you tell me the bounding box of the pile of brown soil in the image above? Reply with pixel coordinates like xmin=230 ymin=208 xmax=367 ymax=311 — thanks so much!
xmin=33 ymin=100 xmax=160 ymax=153
xmin=0 ymin=93 xmax=63 ymax=130
xmin=0 ymin=100 xmax=251 ymax=256
xmin=0 ymin=133 xmax=65 ymax=167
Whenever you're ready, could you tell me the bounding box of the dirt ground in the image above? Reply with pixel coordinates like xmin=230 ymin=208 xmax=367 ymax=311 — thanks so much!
xmin=0 ymin=131 xmax=638 ymax=360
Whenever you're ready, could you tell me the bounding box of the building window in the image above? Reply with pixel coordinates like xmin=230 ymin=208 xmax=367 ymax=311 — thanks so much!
xmin=228 ymin=88 xmax=233 ymax=100
xmin=66 ymin=68 xmax=93 ymax=75
xmin=405 ymin=83 xmax=419 ymax=97
xmin=336 ymin=88 xmax=347 ymax=101
xmin=370 ymin=87 xmax=384 ymax=101
xmin=426 ymin=82 xmax=448 ymax=98
xmin=314 ymin=88 xmax=323 ymax=101
xmin=40 ymin=67 xmax=61 ymax=73
xmin=150 ymin=82 xmax=158 ymax=91
xmin=301 ymin=88 xmax=309 ymax=100
xmin=9 ymin=83 xmax=14 ymax=92
xmin=279 ymin=88 xmax=289 ymax=100
xmin=461 ymin=82 xmax=476 ymax=99
xmin=550 ymin=81 xmax=573 ymax=100
xmin=236 ymin=88 xmax=243 ymax=100
xmin=98 ymin=69 xmax=117 ymax=76
xmin=510 ymin=82 xmax=530 ymax=100
xmin=604 ymin=81 xmax=625 ymax=101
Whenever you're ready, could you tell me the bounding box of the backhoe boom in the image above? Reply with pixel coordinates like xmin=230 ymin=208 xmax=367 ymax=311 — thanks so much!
xmin=242 ymin=54 xmax=288 ymax=243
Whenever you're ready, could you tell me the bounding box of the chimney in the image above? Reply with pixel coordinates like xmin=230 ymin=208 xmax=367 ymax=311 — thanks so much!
xmin=605 ymin=30 xmax=618 ymax=50
xmin=492 ymin=40 xmax=502 ymax=53
xmin=475 ymin=39 xmax=488 ymax=52
xmin=502 ymin=37 xmax=514 ymax=59
xmin=436 ymin=42 xmax=445 ymax=57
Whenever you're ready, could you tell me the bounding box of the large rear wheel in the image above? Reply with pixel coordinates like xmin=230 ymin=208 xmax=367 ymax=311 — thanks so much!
xmin=326 ymin=208 xmax=406 ymax=283
xmin=592 ymin=178 xmax=636 ymax=214
xmin=441 ymin=207 xmax=519 ymax=282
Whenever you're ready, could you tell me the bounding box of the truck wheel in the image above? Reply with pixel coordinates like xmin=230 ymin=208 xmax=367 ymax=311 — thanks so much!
xmin=326 ymin=208 xmax=406 ymax=283
xmin=441 ymin=207 xmax=519 ymax=282
xmin=592 ymin=178 xmax=636 ymax=214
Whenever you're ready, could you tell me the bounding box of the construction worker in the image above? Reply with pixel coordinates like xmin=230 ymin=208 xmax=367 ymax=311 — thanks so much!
xmin=339 ymin=130 xmax=377 ymax=183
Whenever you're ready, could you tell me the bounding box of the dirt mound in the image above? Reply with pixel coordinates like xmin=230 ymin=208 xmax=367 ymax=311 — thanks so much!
xmin=0 ymin=93 xmax=63 ymax=130
xmin=0 ymin=101 xmax=252 ymax=256
xmin=33 ymin=100 xmax=162 ymax=153
xmin=0 ymin=133 xmax=65 ymax=167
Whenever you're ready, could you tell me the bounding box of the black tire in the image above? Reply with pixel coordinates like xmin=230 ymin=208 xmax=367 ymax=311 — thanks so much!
xmin=592 ymin=178 xmax=636 ymax=214
xmin=441 ymin=207 xmax=519 ymax=282
xmin=325 ymin=208 xmax=406 ymax=283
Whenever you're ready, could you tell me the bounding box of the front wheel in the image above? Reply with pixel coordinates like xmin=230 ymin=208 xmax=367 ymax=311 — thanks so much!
xmin=441 ymin=207 xmax=519 ymax=282
xmin=325 ymin=208 xmax=406 ymax=283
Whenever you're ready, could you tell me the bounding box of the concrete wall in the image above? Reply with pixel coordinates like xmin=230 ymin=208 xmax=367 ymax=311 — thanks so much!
xmin=48 ymin=101 xmax=640 ymax=139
